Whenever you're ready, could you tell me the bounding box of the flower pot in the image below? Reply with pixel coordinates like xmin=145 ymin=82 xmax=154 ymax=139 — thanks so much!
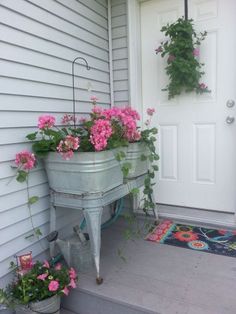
xmin=43 ymin=150 xmax=123 ymax=194
xmin=126 ymin=142 xmax=149 ymax=178
xmin=15 ymin=295 xmax=60 ymax=314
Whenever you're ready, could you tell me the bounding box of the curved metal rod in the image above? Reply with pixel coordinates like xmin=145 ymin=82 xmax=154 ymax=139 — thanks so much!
xmin=72 ymin=57 xmax=90 ymax=128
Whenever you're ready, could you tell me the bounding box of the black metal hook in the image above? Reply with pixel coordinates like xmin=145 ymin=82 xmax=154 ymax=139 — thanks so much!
xmin=184 ymin=0 xmax=188 ymax=20
xmin=72 ymin=57 xmax=90 ymax=128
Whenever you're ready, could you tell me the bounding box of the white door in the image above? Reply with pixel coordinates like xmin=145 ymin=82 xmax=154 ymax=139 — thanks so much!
xmin=141 ymin=0 xmax=236 ymax=212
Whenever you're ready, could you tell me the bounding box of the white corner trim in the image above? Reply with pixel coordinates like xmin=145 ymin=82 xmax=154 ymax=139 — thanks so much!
xmin=127 ymin=0 xmax=143 ymax=121
xmin=108 ymin=0 xmax=114 ymax=107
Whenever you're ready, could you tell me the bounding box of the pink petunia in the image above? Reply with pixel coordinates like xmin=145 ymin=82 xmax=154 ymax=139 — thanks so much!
xmin=38 ymin=115 xmax=55 ymax=129
xmin=199 ymin=83 xmax=207 ymax=89
xmin=55 ymin=263 xmax=62 ymax=271
xmin=155 ymin=46 xmax=163 ymax=54
xmin=43 ymin=260 xmax=50 ymax=269
xmin=193 ymin=47 xmax=200 ymax=57
xmin=147 ymin=108 xmax=155 ymax=116
xmin=15 ymin=151 xmax=36 ymax=170
xmin=62 ymin=286 xmax=69 ymax=296
xmin=167 ymin=54 xmax=175 ymax=63
xmin=69 ymin=267 xmax=77 ymax=279
xmin=37 ymin=273 xmax=48 ymax=281
xmin=48 ymin=280 xmax=59 ymax=292
xmin=69 ymin=278 xmax=76 ymax=289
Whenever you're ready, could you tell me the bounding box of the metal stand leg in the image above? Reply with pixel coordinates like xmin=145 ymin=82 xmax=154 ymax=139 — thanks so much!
xmin=50 ymin=202 xmax=56 ymax=257
xmin=83 ymin=207 xmax=103 ymax=285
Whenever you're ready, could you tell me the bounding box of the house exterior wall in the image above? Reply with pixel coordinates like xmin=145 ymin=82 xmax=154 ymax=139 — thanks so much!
xmin=111 ymin=0 xmax=129 ymax=106
xmin=0 ymin=0 xmax=110 ymax=279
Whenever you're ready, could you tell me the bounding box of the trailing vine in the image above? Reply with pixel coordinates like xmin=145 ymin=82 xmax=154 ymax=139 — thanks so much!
xmin=155 ymin=17 xmax=210 ymax=99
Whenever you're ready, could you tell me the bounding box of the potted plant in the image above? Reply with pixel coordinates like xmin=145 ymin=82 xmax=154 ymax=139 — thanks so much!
xmin=0 ymin=259 xmax=77 ymax=314
xmin=14 ymin=100 xmax=159 ymax=212
xmin=155 ymin=17 xmax=210 ymax=99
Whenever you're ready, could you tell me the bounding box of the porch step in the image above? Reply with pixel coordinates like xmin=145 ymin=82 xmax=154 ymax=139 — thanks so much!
xmin=62 ymin=281 xmax=158 ymax=314
xmin=61 ymin=309 xmax=77 ymax=314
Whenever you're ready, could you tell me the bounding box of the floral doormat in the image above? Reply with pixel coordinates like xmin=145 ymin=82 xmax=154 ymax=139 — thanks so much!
xmin=146 ymin=220 xmax=236 ymax=257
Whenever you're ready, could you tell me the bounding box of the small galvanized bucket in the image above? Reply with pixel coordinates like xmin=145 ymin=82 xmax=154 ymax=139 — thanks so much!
xmin=15 ymin=295 xmax=60 ymax=314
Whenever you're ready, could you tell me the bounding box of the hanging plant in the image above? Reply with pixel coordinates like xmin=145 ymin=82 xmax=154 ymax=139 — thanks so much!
xmin=155 ymin=17 xmax=210 ymax=99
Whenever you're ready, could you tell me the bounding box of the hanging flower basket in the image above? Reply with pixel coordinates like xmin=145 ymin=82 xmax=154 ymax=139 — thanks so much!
xmin=155 ymin=17 xmax=210 ymax=99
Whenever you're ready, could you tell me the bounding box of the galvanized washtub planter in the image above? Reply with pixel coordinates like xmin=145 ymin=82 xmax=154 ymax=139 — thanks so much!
xmin=126 ymin=142 xmax=149 ymax=179
xmin=43 ymin=150 xmax=123 ymax=194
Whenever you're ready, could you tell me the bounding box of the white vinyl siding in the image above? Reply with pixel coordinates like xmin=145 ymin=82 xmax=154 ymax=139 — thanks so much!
xmin=0 ymin=0 xmax=109 ymax=278
xmin=111 ymin=0 xmax=129 ymax=106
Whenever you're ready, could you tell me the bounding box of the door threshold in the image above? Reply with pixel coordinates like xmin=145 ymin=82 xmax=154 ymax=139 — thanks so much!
xmin=156 ymin=204 xmax=236 ymax=229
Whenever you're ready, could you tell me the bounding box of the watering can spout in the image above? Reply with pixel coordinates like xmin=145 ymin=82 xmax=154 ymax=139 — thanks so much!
xmin=47 ymin=231 xmax=58 ymax=242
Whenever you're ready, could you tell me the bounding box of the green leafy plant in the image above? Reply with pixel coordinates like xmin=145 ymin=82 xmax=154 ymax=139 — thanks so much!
xmin=0 ymin=260 xmax=77 ymax=308
xmin=155 ymin=17 xmax=210 ymax=99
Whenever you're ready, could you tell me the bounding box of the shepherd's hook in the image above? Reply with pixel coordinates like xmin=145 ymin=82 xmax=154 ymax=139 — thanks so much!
xmin=72 ymin=57 xmax=90 ymax=128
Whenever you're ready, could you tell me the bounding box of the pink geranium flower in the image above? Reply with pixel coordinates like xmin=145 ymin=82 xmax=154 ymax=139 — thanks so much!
xmin=38 ymin=115 xmax=55 ymax=129
xmin=90 ymin=96 xmax=99 ymax=105
xmin=15 ymin=151 xmax=36 ymax=170
xmin=61 ymin=114 xmax=77 ymax=125
xmin=48 ymin=280 xmax=59 ymax=292
xmin=57 ymin=135 xmax=80 ymax=160
xmin=90 ymin=119 xmax=113 ymax=151
xmin=37 ymin=273 xmax=48 ymax=281
xmin=92 ymin=106 xmax=103 ymax=115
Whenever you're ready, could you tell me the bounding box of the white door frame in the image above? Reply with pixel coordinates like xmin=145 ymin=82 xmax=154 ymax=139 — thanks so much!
xmin=126 ymin=0 xmax=236 ymax=227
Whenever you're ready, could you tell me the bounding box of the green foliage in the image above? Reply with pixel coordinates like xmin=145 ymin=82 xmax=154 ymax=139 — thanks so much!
xmin=156 ymin=17 xmax=210 ymax=99
xmin=121 ymin=162 xmax=132 ymax=178
xmin=28 ymin=196 xmax=39 ymax=205
xmin=140 ymin=126 xmax=159 ymax=213
xmin=1 ymin=260 xmax=77 ymax=307
xmin=16 ymin=170 xmax=28 ymax=182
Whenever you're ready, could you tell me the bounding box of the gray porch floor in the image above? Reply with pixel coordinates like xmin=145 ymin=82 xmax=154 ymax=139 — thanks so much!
xmin=63 ymin=217 xmax=236 ymax=314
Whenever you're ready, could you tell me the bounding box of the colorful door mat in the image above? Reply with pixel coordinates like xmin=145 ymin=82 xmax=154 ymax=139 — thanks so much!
xmin=146 ymin=220 xmax=236 ymax=257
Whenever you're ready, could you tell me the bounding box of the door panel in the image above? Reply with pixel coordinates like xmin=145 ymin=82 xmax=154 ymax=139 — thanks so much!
xmin=141 ymin=0 xmax=236 ymax=212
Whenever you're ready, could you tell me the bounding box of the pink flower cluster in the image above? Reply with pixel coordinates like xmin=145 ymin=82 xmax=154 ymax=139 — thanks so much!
xmin=91 ymin=95 xmax=99 ymax=105
xmin=102 ymin=106 xmax=141 ymax=142
xmin=57 ymin=135 xmax=80 ymax=160
xmin=155 ymin=46 xmax=163 ymax=54
xmin=90 ymin=119 xmax=113 ymax=151
xmin=193 ymin=47 xmax=200 ymax=57
xmin=147 ymin=108 xmax=155 ymax=116
xmin=36 ymin=261 xmax=77 ymax=295
xmin=61 ymin=114 xmax=77 ymax=125
xmin=15 ymin=150 xmax=36 ymax=170
xmin=38 ymin=115 xmax=55 ymax=129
